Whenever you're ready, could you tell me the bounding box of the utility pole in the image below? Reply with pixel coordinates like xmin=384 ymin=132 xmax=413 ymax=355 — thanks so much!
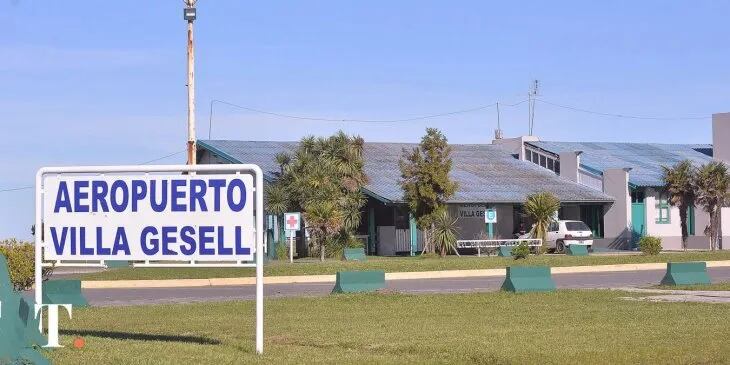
xmin=494 ymin=102 xmax=503 ymax=140
xmin=184 ymin=1 xmax=198 ymax=165
xmin=528 ymin=79 xmax=539 ymax=135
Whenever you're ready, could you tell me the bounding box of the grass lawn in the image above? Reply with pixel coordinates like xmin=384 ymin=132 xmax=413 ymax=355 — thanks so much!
xmin=655 ymin=281 xmax=730 ymax=291
xmin=47 ymin=290 xmax=730 ymax=364
xmin=70 ymin=251 xmax=730 ymax=281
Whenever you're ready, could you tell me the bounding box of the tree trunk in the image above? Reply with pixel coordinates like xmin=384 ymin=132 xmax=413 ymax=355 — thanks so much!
xmin=421 ymin=229 xmax=429 ymax=255
xmin=710 ymin=208 xmax=718 ymax=251
xmin=320 ymin=238 xmax=325 ymax=261
xmin=679 ymin=204 xmax=688 ymax=251
xmin=431 ymin=223 xmax=436 ymax=255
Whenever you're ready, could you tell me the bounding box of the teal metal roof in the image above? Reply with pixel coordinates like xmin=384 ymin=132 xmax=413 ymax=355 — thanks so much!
xmin=199 ymin=140 xmax=613 ymax=204
xmin=530 ymin=141 xmax=713 ymax=187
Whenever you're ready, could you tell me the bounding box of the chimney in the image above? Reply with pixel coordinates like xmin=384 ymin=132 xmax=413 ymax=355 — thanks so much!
xmin=492 ymin=135 xmax=540 ymax=160
xmin=713 ymin=112 xmax=730 ymax=164
xmin=558 ymin=151 xmax=582 ymax=182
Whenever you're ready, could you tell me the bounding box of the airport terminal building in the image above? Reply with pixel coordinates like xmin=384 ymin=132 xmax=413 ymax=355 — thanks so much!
xmin=197 ymin=113 xmax=730 ymax=255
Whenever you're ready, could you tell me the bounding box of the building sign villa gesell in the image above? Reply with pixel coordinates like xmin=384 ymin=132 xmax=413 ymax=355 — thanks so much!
xmin=458 ymin=204 xmax=486 ymax=219
xmin=43 ymin=173 xmax=255 ymax=261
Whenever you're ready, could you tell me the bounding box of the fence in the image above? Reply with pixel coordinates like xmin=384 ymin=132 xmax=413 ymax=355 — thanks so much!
xmin=456 ymin=238 xmax=543 ymax=257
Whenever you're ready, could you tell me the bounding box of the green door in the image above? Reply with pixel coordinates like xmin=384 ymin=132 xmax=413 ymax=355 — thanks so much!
xmin=631 ymin=203 xmax=646 ymax=248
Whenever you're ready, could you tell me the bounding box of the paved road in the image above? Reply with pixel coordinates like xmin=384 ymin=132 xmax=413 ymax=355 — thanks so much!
xmin=79 ymin=267 xmax=730 ymax=306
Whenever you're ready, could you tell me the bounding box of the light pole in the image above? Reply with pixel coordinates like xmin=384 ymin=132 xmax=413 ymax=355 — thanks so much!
xmin=184 ymin=1 xmax=197 ymax=165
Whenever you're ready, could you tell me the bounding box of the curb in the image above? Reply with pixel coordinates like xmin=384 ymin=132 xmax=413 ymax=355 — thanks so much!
xmin=80 ymin=259 xmax=730 ymax=289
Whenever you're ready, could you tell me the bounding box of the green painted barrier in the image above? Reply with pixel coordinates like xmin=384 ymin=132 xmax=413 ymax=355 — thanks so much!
xmin=43 ymin=279 xmax=89 ymax=307
xmin=105 ymin=260 xmax=131 ymax=268
xmin=501 ymin=266 xmax=556 ymax=293
xmin=0 ymin=254 xmax=49 ymax=364
xmin=332 ymin=270 xmax=385 ymax=293
xmin=660 ymin=262 xmax=711 ymax=286
xmin=566 ymin=244 xmax=589 ymax=256
xmin=498 ymin=246 xmax=512 ymax=257
xmin=343 ymin=247 xmax=366 ymax=261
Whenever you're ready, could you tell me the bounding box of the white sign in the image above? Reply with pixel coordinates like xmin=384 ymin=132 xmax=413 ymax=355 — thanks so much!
xmin=458 ymin=204 xmax=486 ymax=219
xmin=42 ymin=173 xmax=255 ymax=261
xmin=485 ymin=208 xmax=497 ymax=224
xmin=284 ymin=212 xmax=301 ymax=231
xmin=36 ymin=164 xmax=265 ymax=354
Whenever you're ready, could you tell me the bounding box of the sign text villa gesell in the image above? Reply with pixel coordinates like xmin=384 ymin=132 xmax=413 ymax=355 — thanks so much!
xmin=43 ymin=174 xmax=255 ymax=261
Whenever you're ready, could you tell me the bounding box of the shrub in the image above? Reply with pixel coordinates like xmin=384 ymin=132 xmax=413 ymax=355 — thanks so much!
xmin=0 ymin=238 xmax=54 ymax=291
xmin=275 ymin=242 xmax=289 ymax=261
xmin=638 ymin=236 xmax=662 ymax=255
xmin=326 ymin=233 xmax=363 ymax=259
xmin=512 ymin=242 xmax=530 ymax=260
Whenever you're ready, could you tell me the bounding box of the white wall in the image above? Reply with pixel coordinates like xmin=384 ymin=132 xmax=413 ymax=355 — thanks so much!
xmin=644 ymin=188 xmax=714 ymax=250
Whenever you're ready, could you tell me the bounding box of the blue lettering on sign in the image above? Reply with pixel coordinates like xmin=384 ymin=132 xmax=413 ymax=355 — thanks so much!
xmin=47 ymin=177 xmax=253 ymax=259
xmin=91 ymin=181 xmax=109 ymax=212
xmin=74 ymin=181 xmax=90 ymax=213
xmin=141 ymin=226 xmax=159 ymax=255
xmin=54 ymin=182 xmax=72 ymax=213
xmin=112 ymin=227 xmax=131 ymax=255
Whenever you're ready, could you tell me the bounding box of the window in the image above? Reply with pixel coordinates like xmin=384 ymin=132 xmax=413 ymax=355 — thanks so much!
xmin=525 ymin=150 xmax=532 ymax=162
xmin=555 ymin=161 xmax=560 ymax=174
xmin=540 ymin=155 xmax=547 ymax=167
xmin=631 ymin=189 xmax=645 ymax=203
xmin=565 ymin=221 xmax=590 ymax=231
xmin=532 ymin=152 xmax=539 ymax=164
xmin=656 ymin=194 xmax=671 ymax=224
xmin=549 ymin=222 xmax=559 ymax=232
xmin=547 ymin=158 xmax=554 ymax=171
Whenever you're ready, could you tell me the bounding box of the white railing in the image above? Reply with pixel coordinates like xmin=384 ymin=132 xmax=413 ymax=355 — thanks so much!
xmin=456 ymin=238 xmax=542 ymax=257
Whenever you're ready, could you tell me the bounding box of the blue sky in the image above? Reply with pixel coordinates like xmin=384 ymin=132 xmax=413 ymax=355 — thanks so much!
xmin=1 ymin=1 xmax=728 ymax=239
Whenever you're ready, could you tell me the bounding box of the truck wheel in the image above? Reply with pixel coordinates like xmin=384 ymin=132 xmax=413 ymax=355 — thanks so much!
xmin=556 ymin=240 xmax=566 ymax=254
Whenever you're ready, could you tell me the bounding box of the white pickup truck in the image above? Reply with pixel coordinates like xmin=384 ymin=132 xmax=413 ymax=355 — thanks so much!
xmin=546 ymin=220 xmax=593 ymax=253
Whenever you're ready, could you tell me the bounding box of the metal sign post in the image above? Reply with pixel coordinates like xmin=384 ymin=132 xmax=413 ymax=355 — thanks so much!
xmin=283 ymin=212 xmax=301 ymax=263
xmin=485 ymin=208 xmax=497 ymax=240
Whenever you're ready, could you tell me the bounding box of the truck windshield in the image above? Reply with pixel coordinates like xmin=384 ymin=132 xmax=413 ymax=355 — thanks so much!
xmin=565 ymin=221 xmax=590 ymax=231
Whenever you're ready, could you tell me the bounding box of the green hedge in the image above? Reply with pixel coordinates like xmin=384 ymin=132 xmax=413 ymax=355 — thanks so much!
xmin=0 ymin=238 xmax=54 ymax=291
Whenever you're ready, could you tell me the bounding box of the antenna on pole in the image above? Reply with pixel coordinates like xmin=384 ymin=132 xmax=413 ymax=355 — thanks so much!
xmin=528 ymin=79 xmax=539 ymax=135
xmin=494 ymin=102 xmax=503 ymax=139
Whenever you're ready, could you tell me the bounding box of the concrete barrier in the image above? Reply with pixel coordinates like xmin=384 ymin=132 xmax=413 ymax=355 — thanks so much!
xmin=501 ymin=266 xmax=556 ymax=293
xmin=105 ymin=260 xmax=131 ymax=268
xmin=660 ymin=262 xmax=711 ymax=286
xmin=566 ymin=245 xmax=589 ymax=256
xmin=498 ymin=246 xmax=513 ymax=257
xmin=343 ymin=248 xmax=367 ymax=261
xmin=43 ymin=279 xmax=89 ymax=307
xmin=332 ymin=270 xmax=385 ymax=293
xmin=0 ymin=254 xmax=49 ymax=364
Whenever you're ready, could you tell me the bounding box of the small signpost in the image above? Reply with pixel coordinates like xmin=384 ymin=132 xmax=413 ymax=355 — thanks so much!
xmin=284 ymin=212 xmax=301 ymax=263
xmin=485 ymin=208 xmax=497 ymax=239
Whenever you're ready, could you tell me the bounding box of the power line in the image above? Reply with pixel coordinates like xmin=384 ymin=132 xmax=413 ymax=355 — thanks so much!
xmin=208 ymin=99 xmax=529 ymax=138
xmin=0 ymin=186 xmax=32 ymax=193
xmin=0 ymin=151 xmax=186 ymax=194
xmin=140 ymin=150 xmax=186 ymax=165
xmin=537 ymin=99 xmax=709 ymax=120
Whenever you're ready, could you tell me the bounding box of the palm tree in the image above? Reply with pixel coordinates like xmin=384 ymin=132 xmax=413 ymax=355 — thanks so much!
xmin=524 ymin=192 xmax=561 ymax=252
xmin=432 ymin=210 xmax=458 ymax=257
xmin=304 ymin=201 xmax=344 ymax=261
xmin=694 ymin=161 xmax=730 ymax=251
xmin=661 ymin=160 xmax=696 ymax=251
